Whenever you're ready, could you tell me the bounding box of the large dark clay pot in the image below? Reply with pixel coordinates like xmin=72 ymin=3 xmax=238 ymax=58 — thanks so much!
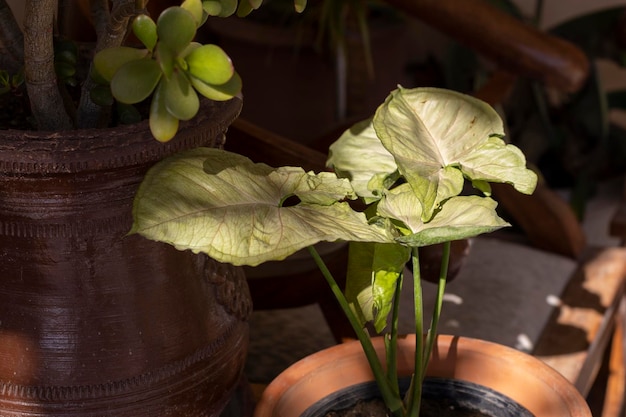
xmin=0 ymin=99 xmax=252 ymax=416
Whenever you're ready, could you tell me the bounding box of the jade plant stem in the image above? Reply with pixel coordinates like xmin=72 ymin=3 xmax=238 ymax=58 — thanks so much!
xmin=307 ymin=246 xmax=406 ymax=417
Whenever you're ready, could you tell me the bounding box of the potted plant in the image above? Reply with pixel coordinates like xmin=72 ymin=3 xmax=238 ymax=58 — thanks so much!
xmin=0 ymin=1 xmax=303 ymax=416
xmin=131 ymin=86 xmax=590 ymax=416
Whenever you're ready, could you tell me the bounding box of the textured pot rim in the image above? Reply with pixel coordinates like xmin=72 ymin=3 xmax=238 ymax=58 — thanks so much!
xmin=254 ymin=334 xmax=591 ymax=417
xmin=0 ymin=98 xmax=242 ymax=174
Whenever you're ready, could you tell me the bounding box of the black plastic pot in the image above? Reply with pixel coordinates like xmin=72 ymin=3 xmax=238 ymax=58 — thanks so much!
xmin=301 ymin=377 xmax=534 ymax=417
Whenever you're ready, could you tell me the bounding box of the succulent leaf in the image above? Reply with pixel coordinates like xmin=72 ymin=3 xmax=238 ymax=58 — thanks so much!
xmin=111 ymin=58 xmax=162 ymax=104
xmin=93 ymin=47 xmax=149 ymax=82
xmin=149 ymin=82 xmax=180 ymax=142
xmin=133 ymin=14 xmax=157 ymax=51
xmin=163 ymin=71 xmax=200 ymax=121
xmin=202 ymin=1 xmax=222 ymax=16
xmin=190 ymin=72 xmax=241 ymax=101
xmin=294 ymin=0 xmax=307 ymax=12
xmin=186 ymin=44 xmax=234 ymax=85
xmin=157 ymin=7 xmax=197 ymax=55
xmin=181 ymin=0 xmax=204 ymax=25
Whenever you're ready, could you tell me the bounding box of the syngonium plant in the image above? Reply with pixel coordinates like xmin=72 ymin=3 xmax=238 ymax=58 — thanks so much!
xmin=130 ymin=86 xmax=538 ymax=417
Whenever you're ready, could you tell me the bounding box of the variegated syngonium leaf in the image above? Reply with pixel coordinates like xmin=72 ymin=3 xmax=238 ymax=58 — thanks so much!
xmin=131 ymin=148 xmax=393 ymax=266
xmin=377 ymin=184 xmax=510 ymax=247
xmin=373 ymin=86 xmax=538 ymax=221
xmin=326 ymin=118 xmax=398 ymax=202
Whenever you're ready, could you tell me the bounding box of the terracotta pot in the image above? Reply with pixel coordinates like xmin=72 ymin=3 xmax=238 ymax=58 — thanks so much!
xmin=0 ymin=98 xmax=252 ymax=416
xmin=254 ymin=334 xmax=592 ymax=417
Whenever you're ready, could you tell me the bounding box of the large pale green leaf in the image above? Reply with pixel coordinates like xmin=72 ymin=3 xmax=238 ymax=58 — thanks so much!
xmin=110 ymin=58 xmax=162 ymax=104
xmin=460 ymin=136 xmax=538 ymax=195
xmin=327 ymin=118 xmax=398 ymax=202
xmin=373 ymin=86 xmax=536 ymax=220
xmin=131 ymin=148 xmax=393 ymax=266
xmin=345 ymin=242 xmax=410 ymax=332
xmin=377 ymin=184 xmax=510 ymax=247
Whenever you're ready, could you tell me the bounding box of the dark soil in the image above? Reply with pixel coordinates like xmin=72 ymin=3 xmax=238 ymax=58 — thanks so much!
xmin=324 ymin=397 xmax=498 ymax=417
xmin=314 ymin=378 xmax=535 ymax=417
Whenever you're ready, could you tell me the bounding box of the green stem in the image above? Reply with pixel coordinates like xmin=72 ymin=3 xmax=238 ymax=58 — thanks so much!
xmin=308 ymin=246 xmax=405 ymax=417
xmin=386 ymin=271 xmax=404 ymax=397
xmin=423 ymin=241 xmax=451 ymax=371
xmin=406 ymin=248 xmax=423 ymax=417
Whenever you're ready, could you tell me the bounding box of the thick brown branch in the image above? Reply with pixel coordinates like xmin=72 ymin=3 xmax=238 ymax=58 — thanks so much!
xmin=90 ymin=0 xmax=111 ymax=36
xmin=76 ymin=0 xmax=147 ymax=128
xmin=23 ymin=0 xmax=72 ymax=131
xmin=0 ymin=0 xmax=24 ymax=71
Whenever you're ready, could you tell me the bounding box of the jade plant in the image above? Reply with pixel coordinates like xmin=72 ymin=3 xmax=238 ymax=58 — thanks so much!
xmin=130 ymin=86 xmax=538 ymax=416
xmin=0 ymin=0 xmax=305 ymax=137
xmin=92 ymin=0 xmax=245 ymax=141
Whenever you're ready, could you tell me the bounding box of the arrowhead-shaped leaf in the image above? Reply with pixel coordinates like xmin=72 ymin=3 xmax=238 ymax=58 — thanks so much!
xmin=373 ymin=87 xmax=537 ymax=220
xmin=327 ymin=118 xmax=398 ymax=202
xmin=345 ymin=242 xmax=410 ymax=332
xmin=377 ymin=184 xmax=510 ymax=247
xmin=131 ymin=148 xmax=393 ymax=266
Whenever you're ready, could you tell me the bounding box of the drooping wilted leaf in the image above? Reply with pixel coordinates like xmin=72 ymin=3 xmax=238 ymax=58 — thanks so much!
xmin=131 ymin=148 xmax=393 ymax=266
